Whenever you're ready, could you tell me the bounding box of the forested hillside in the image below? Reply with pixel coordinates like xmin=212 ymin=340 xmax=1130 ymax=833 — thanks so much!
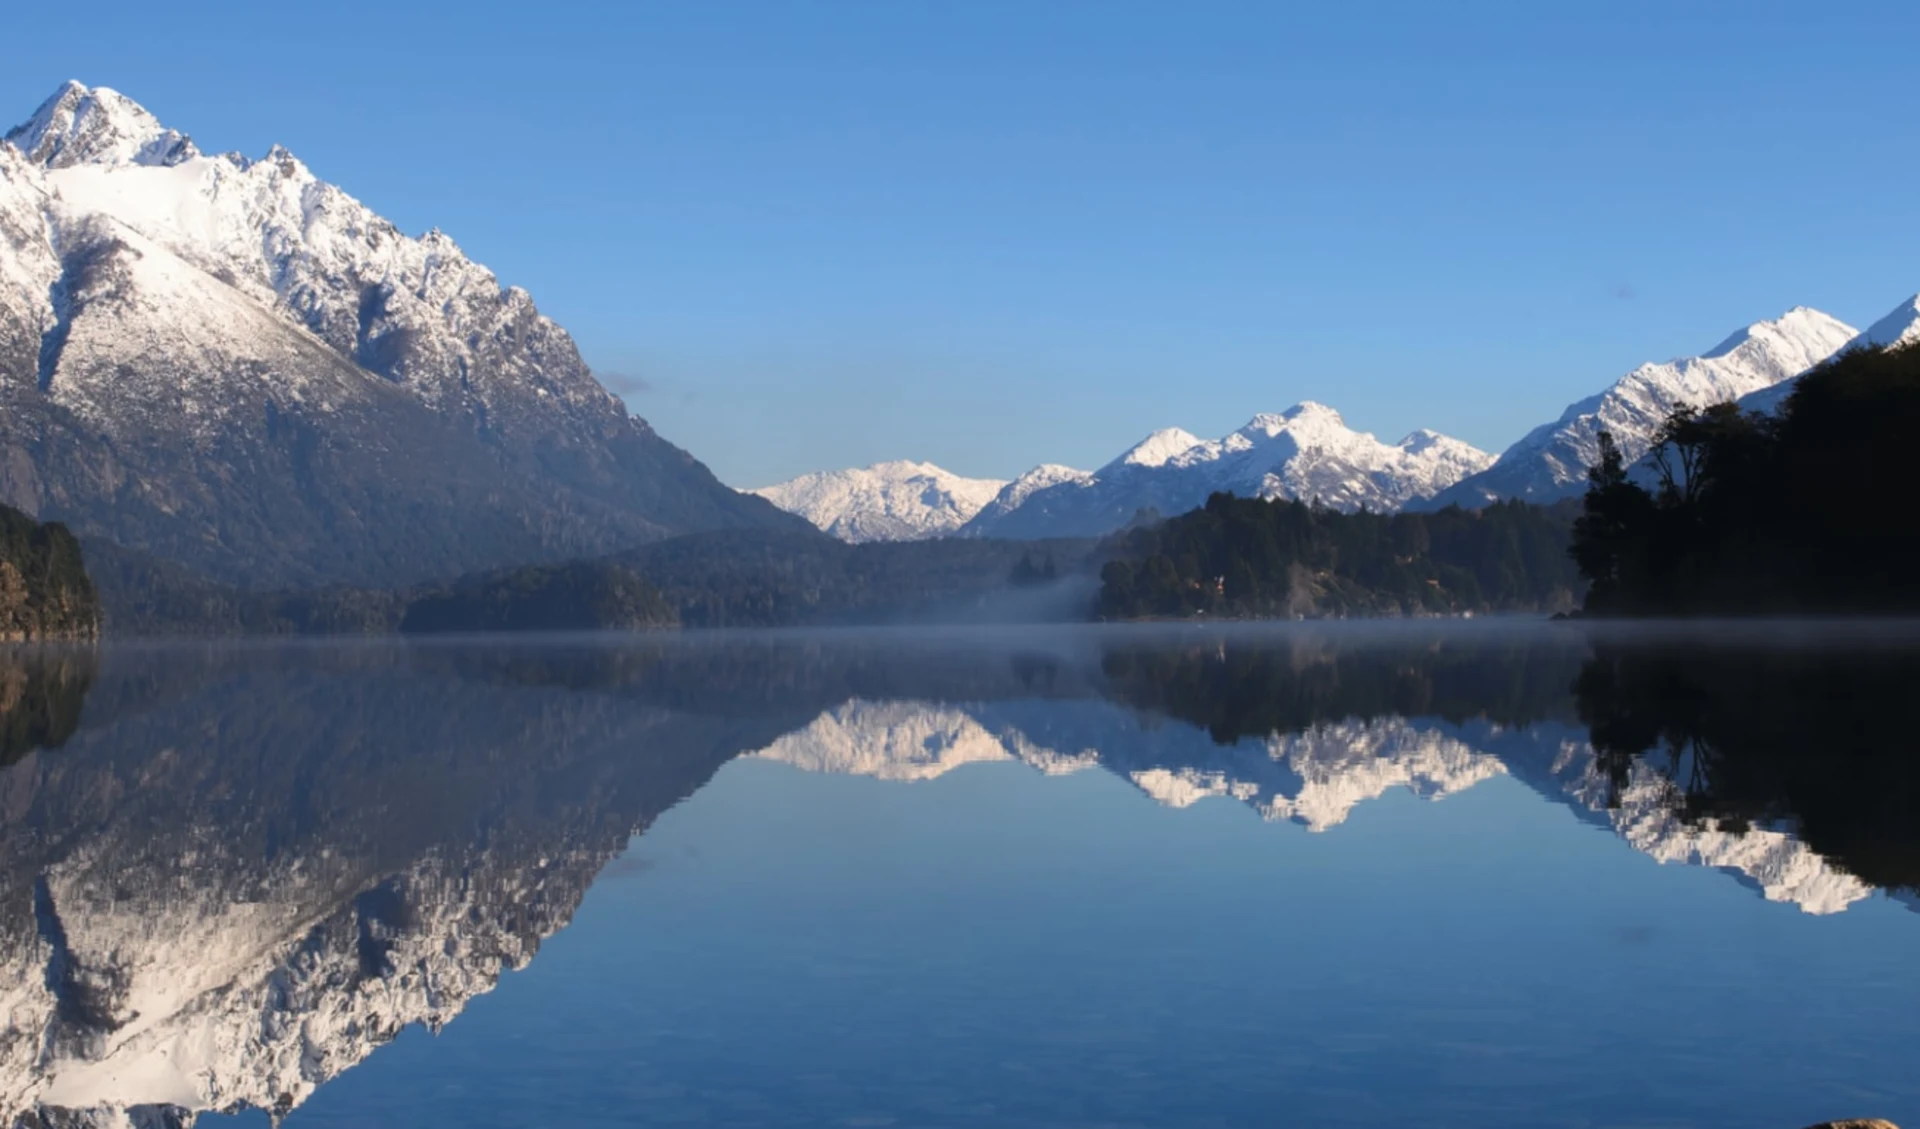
xmin=1572 ymin=340 xmax=1920 ymax=615
xmin=0 ymin=504 xmax=99 ymax=640
xmin=1098 ymin=494 xmax=1582 ymax=619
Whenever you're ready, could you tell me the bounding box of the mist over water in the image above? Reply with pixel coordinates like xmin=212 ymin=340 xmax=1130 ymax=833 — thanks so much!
xmin=1 ymin=622 xmax=1916 ymax=1128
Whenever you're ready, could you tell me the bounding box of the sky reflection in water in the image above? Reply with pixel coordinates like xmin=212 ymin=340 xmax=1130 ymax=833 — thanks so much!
xmin=1 ymin=623 xmax=1915 ymax=1129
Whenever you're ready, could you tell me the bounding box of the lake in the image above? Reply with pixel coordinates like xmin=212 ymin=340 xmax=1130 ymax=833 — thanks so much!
xmin=2 ymin=623 xmax=1916 ymax=1128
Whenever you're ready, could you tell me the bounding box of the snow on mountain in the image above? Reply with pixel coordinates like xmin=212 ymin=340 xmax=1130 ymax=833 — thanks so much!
xmin=1852 ymin=292 xmax=1920 ymax=350
xmin=1740 ymin=293 xmax=1920 ymax=416
xmin=0 ymin=82 xmax=798 ymax=587
xmin=959 ymin=403 xmax=1493 ymax=539
xmin=5 ymin=82 xmax=196 ymax=170
xmin=1117 ymin=427 xmax=1205 ymax=469
xmin=1424 ymin=307 xmax=1858 ymax=509
xmin=962 ymin=464 xmax=1096 ymax=530
xmin=750 ymin=461 xmax=1009 ymax=542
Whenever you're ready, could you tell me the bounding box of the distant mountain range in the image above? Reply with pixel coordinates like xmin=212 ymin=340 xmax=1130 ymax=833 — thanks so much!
xmin=0 ymin=83 xmax=804 ymax=589
xmin=749 ymin=460 xmax=1007 ymax=542
xmin=756 ymin=296 xmax=1920 ymax=541
xmin=754 ymin=403 xmax=1495 ymax=541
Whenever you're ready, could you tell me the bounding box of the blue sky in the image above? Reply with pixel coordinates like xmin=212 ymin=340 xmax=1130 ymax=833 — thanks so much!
xmin=6 ymin=0 xmax=1917 ymax=486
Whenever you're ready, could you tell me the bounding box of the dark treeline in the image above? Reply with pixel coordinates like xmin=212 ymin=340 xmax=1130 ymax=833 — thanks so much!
xmin=84 ymin=530 xmax=1102 ymax=636
xmin=1573 ymin=340 xmax=1920 ymax=614
xmin=1577 ymin=640 xmax=1920 ymax=894
xmin=609 ymin=531 xmax=1099 ymax=628
xmin=1098 ymin=493 xmax=1583 ymax=620
xmin=399 ymin=561 xmax=679 ymax=633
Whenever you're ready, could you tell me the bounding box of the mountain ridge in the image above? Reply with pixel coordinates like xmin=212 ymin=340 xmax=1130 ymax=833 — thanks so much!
xmin=749 ymin=460 xmax=1009 ymax=542
xmin=762 ymin=300 xmax=1911 ymax=542
xmin=954 ymin=403 xmax=1493 ymax=540
xmin=0 ymin=81 xmax=806 ymax=588
xmin=1421 ymin=306 xmax=1859 ymax=509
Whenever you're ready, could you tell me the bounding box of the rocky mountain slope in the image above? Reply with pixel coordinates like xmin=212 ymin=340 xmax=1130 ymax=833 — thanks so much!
xmin=1422 ymin=307 xmax=1858 ymax=509
xmin=0 ymin=82 xmax=803 ymax=589
xmin=958 ymin=403 xmax=1492 ymax=539
xmin=750 ymin=460 xmax=1008 ymax=542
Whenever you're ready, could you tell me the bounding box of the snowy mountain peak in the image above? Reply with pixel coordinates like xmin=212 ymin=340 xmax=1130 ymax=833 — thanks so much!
xmin=5 ymin=81 xmax=198 ymax=169
xmin=1856 ymin=293 xmax=1920 ymax=350
xmin=959 ymin=404 xmax=1490 ymax=538
xmin=1423 ymin=304 xmax=1859 ymax=509
xmin=1241 ymin=401 xmax=1345 ymax=436
xmin=750 ymin=461 xmax=1010 ymax=542
xmin=1396 ymin=428 xmax=1450 ymax=453
xmin=1737 ymin=293 xmax=1920 ymax=417
xmin=1113 ymin=427 xmax=1204 ymax=469
xmin=1695 ymin=305 xmax=1857 ymax=365
xmin=0 ymin=83 xmax=795 ymax=586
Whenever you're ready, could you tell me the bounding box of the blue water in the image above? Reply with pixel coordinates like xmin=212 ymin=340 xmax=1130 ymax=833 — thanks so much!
xmin=4 ymin=627 xmax=1916 ymax=1128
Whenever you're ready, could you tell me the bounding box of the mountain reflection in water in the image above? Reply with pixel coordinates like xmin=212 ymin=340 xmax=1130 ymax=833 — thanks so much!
xmin=0 ymin=625 xmax=1914 ymax=1128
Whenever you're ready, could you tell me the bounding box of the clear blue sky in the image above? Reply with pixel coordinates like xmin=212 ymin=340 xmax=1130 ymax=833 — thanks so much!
xmin=6 ymin=0 xmax=1917 ymax=487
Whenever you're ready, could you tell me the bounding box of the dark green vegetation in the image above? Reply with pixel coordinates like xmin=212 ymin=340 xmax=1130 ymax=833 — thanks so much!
xmin=400 ymin=561 xmax=677 ymax=634
xmin=608 ymin=531 xmax=1098 ymax=628
xmin=1573 ymin=341 xmax=1920 ymax=615
xmin=87 ymin=530 xmax=1100 ymax=636
xmin=1097 ymin=493 xmax=1583 ymax=619
xmin=0 ymin=502 xmax=99 ymax=640
xmin=1577 ymin=641 xmax=1920 ymax=894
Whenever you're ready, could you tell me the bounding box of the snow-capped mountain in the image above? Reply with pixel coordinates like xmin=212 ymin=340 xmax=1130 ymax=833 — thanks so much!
xmin=0 ymin=82 xmax=801 ymax=587
xmin=1423 ymin=307 xmax=1858 ymax=509
xmin=958 ymin=403 xmax=1493 ymax=539
xmin=961 ymin=463 xmax=1096 ymax=530
xmin=750 ymin=461 xmax=1009 ymax=542
xmin=1739 ymin=293 xmax=1920 ymax=416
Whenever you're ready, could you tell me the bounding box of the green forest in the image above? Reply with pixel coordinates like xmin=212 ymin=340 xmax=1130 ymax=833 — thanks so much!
xmin=1096 ymin=493 xmax=1583 ymax=619
xmin=1573 ymin=340 xmax=1920 ymax=615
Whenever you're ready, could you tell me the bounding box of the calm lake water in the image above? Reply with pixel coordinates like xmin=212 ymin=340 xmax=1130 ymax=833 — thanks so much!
xmin=2 ymin=623 xmax=1917 ymax=1128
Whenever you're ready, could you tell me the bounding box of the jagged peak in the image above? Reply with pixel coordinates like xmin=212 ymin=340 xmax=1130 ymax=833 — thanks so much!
xmin=1240 ymin=401 xmax=1349 ymax=439
xmin=1699 ymin=305 xmax=1854 ymax=361
xmin=861 ymin=459 xmax=950 ymax=477
xmin=1396 ymin=428 xmax=1454 ymax=453
xmin=1016 ymin=462 xmax=1092 ymax=481
xmin=6 ymin=81 xmax=198 ymax=169
xmin=1113 ymin=426 xmax=1203 ymax=468
xmin=1855 ymin=293 xmax=1920 ymax=350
